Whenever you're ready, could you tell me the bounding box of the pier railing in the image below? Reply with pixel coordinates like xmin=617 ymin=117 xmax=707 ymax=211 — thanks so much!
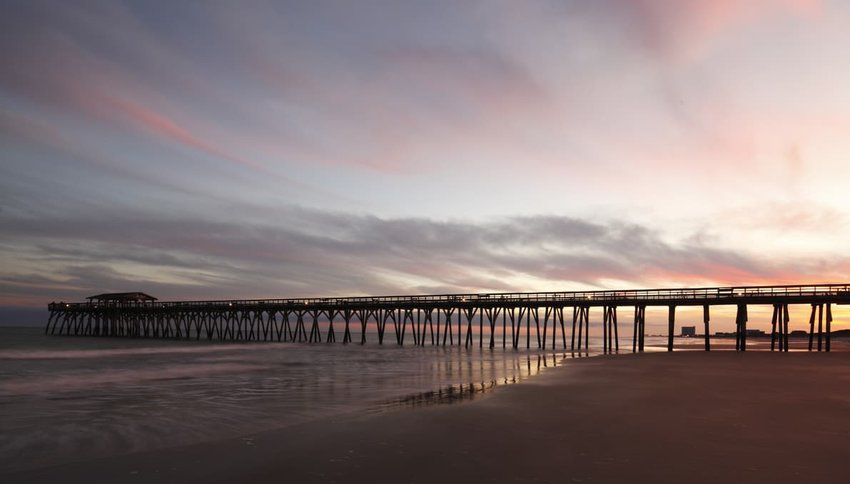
xmin=50 ymin=283 xmax=850 ymax=311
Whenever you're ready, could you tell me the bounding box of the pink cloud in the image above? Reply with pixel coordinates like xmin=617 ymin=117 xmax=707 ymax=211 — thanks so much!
xmin=0 ymin=26 xmax=267 ymax=175
xmin=99 ymin=95 xmax=265 ymax=172
xmin=626 ymin=0 xmax=824 ymax=62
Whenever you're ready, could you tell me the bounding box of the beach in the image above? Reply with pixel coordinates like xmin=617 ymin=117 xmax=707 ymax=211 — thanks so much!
xmin=6 ymin=350 xmax=850 ymax=483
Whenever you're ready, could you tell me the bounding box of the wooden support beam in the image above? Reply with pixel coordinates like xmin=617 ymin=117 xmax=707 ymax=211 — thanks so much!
xmin=377 ymin=309 xmax=388 ymax=345
xmin=487 ymin=307 xmax=500 ymax=349
xmin=269 ymin=312 xmax=279 ymax=341
xmin=632 ymin=306 xmax=638 ymax=353
xmin=44 ymin=311 xmax=55 ymax=335
xmin=479 ymin=308 xmax=484 ymax=349
xmin=736 ymin=304 xmax=748 ymax=351
xmin=309 ymin=311 xmax=321 ymax=343
xmin=559 ymin=306 xmax=567 ymax=349
xmin=667 ymin=305 xmax=676 ymax=352
xmin=258 ymin=312 xmax=267 ymax=341
xmin=603 ymin=305 xmax=609 ymax=353
xmin=240 ymin=310 xmax=254 ymax=341
xmin=776 ymin=305 xmax=784 ymax=352
xmin=511 ymin=308 xmax=524 ymax=350
xmin=407 ymin=309 xmax=416 ymax=346
xmin=295 ymin=311 xmax=305 ymax=342
xmin=808 ymin=304 xmax=816 ymax=351
xmin=434 ymin=309 xmax=441 ymax=346
xmin=343 ymin=310 xmax=352 ymax=344
xmin=326 ymin=310 xmax=337 ymax=343
xmin=478 ymin=308 xmax=484 ymax=348
xmin=454 ymin=309 xmax=460 ymax=347
xmin=703 ymin=304 xmax=710 ymax=351
xmin=770 ymin=304 xmax=779 ymax=351
xmin=397 ymin=309 xmax=406 ymax=346
xmin=359 ymin=310 xmax=368 ymax=345
xmin=826 ymin=303 xmax=833 ymax=352
xmin=639 ymin=306 xmax=645 ymax=352
xmin=576 ymin=306 xmax=584 ymax=351
xmin=583 ymin=306 xmax=590 ymax=351
xmin=603 ymin=305 xmax=618 ymax=353
xmin=285 ymin=310 xmax=294 ymax=342
xmin=533 ymin=307 xmax=541 ymax=349
xmin=428 ymin=309 xmax=436 ymax=346
xmin=442 ymin=308 xmax=454 ymax=346
xmin=502 ymin=308 xmax=508 ymax=349
xmin=783 ymin=304 xmax=790 ymax=353
xmin=465 ymin=307 xmax=476 ymax=348
xmin=571 ymin=306 xmax=578 ymax=352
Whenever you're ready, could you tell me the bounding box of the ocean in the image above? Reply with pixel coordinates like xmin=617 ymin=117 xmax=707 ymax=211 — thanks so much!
xmin=0 ymin=327 xmax=607 ymax=473
xmin=0 ymin=326 xmax=820 ymax=474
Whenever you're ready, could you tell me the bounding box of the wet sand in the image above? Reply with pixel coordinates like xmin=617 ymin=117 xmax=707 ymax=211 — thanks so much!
xmin=6 ymin=351 xmax=850 ymax=483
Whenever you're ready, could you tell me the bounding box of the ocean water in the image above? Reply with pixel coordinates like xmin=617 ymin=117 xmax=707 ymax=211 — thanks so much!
xmin=2 ymin=326 xmax=834 ymax=473
xmin=0 ymin=327 xmax=602 ymax=473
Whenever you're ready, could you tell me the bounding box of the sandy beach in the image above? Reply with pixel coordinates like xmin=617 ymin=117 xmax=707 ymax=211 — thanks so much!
xmin=6 ymin=351 xmax=850 ymax=483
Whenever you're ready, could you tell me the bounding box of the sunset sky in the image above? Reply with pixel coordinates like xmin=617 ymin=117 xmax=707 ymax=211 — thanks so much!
xmin=2 ymin=1 xmax=849 ymax=329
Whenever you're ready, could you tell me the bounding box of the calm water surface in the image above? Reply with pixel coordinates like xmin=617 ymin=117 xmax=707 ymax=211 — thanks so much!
xmin=0 ymin=327 xmax=596 ymax=472
xmin=3 ymin=327 xmax=829 ymax=472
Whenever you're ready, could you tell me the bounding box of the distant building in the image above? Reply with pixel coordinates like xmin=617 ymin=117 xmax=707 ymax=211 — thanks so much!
xmin=681 ymin=326 xmax=696 ymax=337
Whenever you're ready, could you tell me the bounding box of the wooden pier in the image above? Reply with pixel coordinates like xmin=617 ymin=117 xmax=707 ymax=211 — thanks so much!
xmin=45 ymin=284 xmax=850 ymax=352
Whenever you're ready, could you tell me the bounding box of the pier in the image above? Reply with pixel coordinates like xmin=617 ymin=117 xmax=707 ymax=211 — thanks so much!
xmin=45 ymin=284 xmax=850 ymax=352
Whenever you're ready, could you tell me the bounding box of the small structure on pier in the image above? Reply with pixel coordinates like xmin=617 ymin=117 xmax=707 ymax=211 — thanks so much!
xmin=681 ymin=326 xmax=696 ymax=337
xmin=86 ymin=292 xmax=157 ymax=306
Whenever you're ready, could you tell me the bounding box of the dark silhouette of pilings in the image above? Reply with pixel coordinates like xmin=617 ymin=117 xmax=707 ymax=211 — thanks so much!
xmin=808 ymin=303 xmax=833 ymax=352
xmin=572 ymin=305 xmax=590 ymax=352
xmin=603 ymin=305 xmax=618 ymax=353
xmin=632 ymin=305 xmax=646 ymax=352
xmin=770 ymin=304 xmax=790 ymax=352
xmin=667 ymin=305 xmax=676 ymax=352
xmin=735 ymin=304 xmax=748 ymax=351
xmin=46 ymin=284 xmax=850 ymax=352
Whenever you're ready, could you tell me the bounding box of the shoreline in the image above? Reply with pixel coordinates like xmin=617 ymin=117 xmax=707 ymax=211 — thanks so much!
xmin=6 ymin=351 xmax=850 ymax=483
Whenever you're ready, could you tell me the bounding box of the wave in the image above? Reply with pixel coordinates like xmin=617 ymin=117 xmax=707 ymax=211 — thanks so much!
xmin=0 ymin=363 xmax=269 ymax=395
xmin=0 ymin=342 xmax=282 ymax=360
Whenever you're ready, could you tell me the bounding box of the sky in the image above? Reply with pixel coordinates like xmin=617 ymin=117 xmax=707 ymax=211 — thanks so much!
xmin=1 ymin=1 xmax=850 ymax=329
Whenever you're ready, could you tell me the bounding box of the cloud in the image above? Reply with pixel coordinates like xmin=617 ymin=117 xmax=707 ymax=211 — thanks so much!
xmin=609 ymin=0 xmax=824 ymax=62
xmin=2 ymin=206 xmax=845 ymax=307
xmin=0 ymin=2 xmax=268 ymax=175
xmin=99 ymin=96 xmax=266 ymax=172
xmin=2 ymin=0 xmax=849 ymax=316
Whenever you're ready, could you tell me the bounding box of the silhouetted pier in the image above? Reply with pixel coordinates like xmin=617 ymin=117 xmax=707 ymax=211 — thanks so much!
xmin=46 ymin=284 xmax=850 ymax=352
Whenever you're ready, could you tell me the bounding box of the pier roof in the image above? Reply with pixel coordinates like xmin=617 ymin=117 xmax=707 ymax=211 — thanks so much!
xmin=86 ymin=292 xmax=158 ymax=302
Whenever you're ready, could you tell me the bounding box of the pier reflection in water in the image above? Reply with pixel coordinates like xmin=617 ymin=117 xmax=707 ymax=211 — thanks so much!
xmin=376 ymin=351 xmax=577 ymax=411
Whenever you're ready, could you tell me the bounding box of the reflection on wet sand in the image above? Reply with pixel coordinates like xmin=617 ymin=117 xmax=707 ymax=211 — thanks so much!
xmin=375 ymin=351 xmax=589 ymax=410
